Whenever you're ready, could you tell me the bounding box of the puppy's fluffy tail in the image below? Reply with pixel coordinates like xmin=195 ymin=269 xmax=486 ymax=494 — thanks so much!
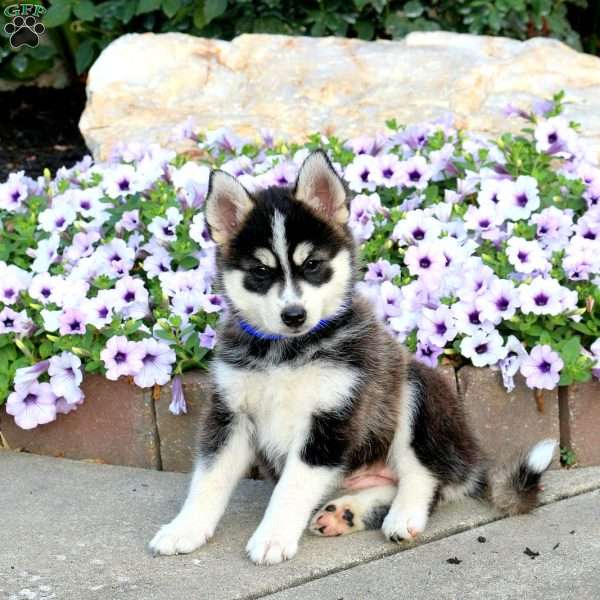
xmin=485 ymin=439 xmax=557 ymax=515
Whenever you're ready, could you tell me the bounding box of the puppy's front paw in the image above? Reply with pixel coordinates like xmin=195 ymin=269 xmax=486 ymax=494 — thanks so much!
xmin=381 ymin=506 xmax=428 ymax=544
xmin=246 ymin=527 xmax=299 ymax=565
xmin=149 ymin=516 xmax=213 ymax=556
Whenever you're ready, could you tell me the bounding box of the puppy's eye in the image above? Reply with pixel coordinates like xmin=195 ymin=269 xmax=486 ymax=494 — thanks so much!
xmin=251 ymin=265 xmax=271 ymax=278
xmin=303 ymin=259 xmax=321 ymax=273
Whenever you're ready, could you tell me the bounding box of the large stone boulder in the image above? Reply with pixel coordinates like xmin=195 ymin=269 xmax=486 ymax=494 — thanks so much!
xmin=79 ymin=31 xmax=600 ymax=160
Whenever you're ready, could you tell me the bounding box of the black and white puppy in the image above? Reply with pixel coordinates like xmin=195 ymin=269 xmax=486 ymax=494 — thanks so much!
xmin=149 ymin=151 xmax=556 ymax=564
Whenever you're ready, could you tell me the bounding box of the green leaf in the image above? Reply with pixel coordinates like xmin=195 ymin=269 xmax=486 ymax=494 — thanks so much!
xmin=43 ymin=2 xmax=72 ymax=28
xmin=559 ymin=336 xmax=581 ymax=365
xmin=355 ymin=20 xmax=374 ymax=40
xmin=74 ymin=39 xmax=96 ymax=74
xmin=137 ymin=0 xmax=162 ymax=14
xmin=404 ymin=0 xmax=424 ymax=19
xmin=161 ymin=0 xmax=181 ymax=18
xmin=204 ymin=0 xmax=228 ymax=24
xmin=73 ymin=0 xmax=96 ymax=21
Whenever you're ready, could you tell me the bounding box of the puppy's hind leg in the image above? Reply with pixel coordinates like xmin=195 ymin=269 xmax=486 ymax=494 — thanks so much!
xmin=310 ymin=485 xmax=396 ymax=537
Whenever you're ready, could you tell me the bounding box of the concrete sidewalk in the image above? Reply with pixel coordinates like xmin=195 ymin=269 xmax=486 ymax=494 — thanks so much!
xmin=1 ymin=451 xmax=599 ymax=600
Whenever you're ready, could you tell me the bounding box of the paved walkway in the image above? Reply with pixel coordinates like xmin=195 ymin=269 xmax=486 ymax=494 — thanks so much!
xmin=1 ymin=451 xmax=599 ymax=600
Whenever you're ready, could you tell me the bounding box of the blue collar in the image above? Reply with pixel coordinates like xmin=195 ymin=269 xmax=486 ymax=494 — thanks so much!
xmin=238 ymin=315 xmax=338 ymax=341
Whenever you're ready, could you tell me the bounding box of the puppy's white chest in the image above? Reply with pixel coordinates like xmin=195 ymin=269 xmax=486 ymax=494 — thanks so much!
xmin=214 ymin=360 xmax=356 ymax=458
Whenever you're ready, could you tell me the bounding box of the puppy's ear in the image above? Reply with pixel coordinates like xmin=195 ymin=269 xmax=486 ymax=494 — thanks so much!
xmin=294 ymin=150 xmax=348 ymax=225
xmin=205 ymin=170 xmax=254 ymax=244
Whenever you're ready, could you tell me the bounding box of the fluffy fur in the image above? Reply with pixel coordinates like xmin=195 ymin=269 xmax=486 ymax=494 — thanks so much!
xmin=149 ymin=150 xmax=556 ymax=564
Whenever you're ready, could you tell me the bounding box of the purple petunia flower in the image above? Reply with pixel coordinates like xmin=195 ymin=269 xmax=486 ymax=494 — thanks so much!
xmin=117 ymin=209 xmax=141 ymax=233
xmin=506 ymin=237 xmax=548 ymax=275
xmin=171 ymin=291 xmax=203 ymax=324
xmin=519 ymin=276 xmax=565 ymax=316
xmin=404 ymin=242 xmax=446 ymax=281
xmin=65 ymin=231 xmax=101 ymax=264
xmin=189 ymin=213 xmax=215 ymax=249
xmin=397 ymin=156 xmax=432 ymax=190
xmin=202 ymin=293 xmax=225 ymax=314
xmin=460 ymin=328 xmax=507 ymax=367
xmin=348 ymin=193 xmax=382 ymax=242
xmin=365 ymin=259 xmax=401 ymax=285
xmin=169 ymin=375 xmax=187 ymax=415
xmin=114 ymin=276 xmax=150 ymax=320
xmin=583 ymin=183 xmax=600 ymax=209
xmin=0 ymin=171 xmax=29 ymax=212
xmin=520 ymin=345 xmax=563 ymax=390
xmin=345 ymin=134 xmax=388 ymax=157
xmin=394 ymin=124 xmax=430 ymax=151
xmin=148 ymin=207 xmax=182 ymax=244
xmin=29 ymin=273 xmax=63 ymax=306
xmin=344 ymin=155 xmax=379 ymax=193
xmin=0 ymin=264 xmax=31 ymax=305
xmin=58 ymin=308 xmax=88 ymax=336
xmin=534 ymin=117 xmax=577 ymax=155
xmin=83 ymin=290 xmax=116 ymax=329
xmin=171 ymin=116 xmax=197 ymax=141
xmin=464 ymin=204 xmax=502 ymax=235
xmin=133 ymin=338 xmax=176 ymax=388
xmin=377 ymin=281 xmax=403 ymax=319
xmin=100 ymin=335 xmax=145 ymax=381
xmin=170 ymin=162 xmax=210 ymax=209
xmin=199 ymin=324 xmax=217 ymax=350
xmin=38 ymin=203 xmax=77 ymax=233
xmin=13 ymin=360 xmax=50 ymax=388
xmin=6 ymin=382 xmax=57 ymax=430
xmin=392 ymin=210 xmax=442 ymax=245
xmin=414 ymin=341 xmax=443 ymax=368
xmin=476 ymin=278 xmax=520 ymax=324
xmin=418 ymin=305 xmax=457 ymax=347
xmin=372 ymin=154 xmax=403 ymax=188
xmin=48 ymin=351 xmax=84 ymax=405
xmin=498 ymin=335 xmax=527 ymax=392
xmin=563 ymin=235 xmax=598 ymax=281
xmin=498 ymin=176 xmax=540 ymax=222
xmin=532 ymin=207 xmax=573 ymax=251
xmin=104 ymin=164 xmax=141 ymax=198
xmin=143 ymin=247 xmax=173 ymax=278
xmin=0 ymin=307 xmax=32 ymax=334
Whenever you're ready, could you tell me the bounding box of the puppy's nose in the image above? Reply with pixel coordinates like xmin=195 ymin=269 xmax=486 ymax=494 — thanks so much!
xmin=281 ymin=305 xmax=307 ymax=328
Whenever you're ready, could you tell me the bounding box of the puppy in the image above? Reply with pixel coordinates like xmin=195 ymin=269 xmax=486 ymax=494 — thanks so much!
xmin=150 ymin=150 xmax=556 ymax=564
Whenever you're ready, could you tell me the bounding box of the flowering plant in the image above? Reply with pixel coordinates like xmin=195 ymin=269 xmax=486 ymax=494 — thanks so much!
xmin=1 ymin=91 xmax=599 ymax=430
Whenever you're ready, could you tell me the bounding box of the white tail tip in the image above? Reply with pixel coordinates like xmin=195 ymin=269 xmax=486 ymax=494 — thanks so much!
xmin=527 ymin=439 xmax=557 ymax=473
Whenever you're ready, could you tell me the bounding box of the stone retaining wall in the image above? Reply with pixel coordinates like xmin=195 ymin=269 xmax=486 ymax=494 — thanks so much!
xmin=1 ymin=368 xmax=597 ymax=470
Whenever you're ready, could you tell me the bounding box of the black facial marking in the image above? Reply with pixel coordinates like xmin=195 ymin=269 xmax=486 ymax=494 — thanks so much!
xmin=243 ymin=261 xmax=277 ymax=294
xmin=223 ymin=185 xmax=351 ymax=297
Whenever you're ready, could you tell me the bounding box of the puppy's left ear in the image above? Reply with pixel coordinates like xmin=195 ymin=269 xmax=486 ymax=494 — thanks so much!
xmin=294 ymin=150 xmax=349 ymax=225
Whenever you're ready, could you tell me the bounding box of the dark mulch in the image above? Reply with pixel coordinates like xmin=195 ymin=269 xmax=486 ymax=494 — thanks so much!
xmin=0 ymin=84 xmax=89 ymax=181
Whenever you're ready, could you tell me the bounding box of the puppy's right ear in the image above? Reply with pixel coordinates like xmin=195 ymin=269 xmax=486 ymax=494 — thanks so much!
xmin=205 ymin=170 xmax=254 ymax=245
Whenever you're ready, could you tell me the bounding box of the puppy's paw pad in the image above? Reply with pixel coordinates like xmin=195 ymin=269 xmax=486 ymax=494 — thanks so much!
xmin=246 ymin=531 xmax=298 ymax=565
xmin=309 ymin=503 xmax=357 ymax=537
xmin=149 ymin=521 xmax=211 ymax=556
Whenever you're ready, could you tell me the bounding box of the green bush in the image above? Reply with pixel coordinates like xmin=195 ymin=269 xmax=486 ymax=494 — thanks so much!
xmin=0 ymin=0 xmax=593 ymax=82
